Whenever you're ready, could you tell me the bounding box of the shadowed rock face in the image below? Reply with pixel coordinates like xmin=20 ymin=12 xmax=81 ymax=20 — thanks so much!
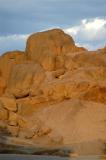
xmin=0 ymin=29 xmax=106 ymax=155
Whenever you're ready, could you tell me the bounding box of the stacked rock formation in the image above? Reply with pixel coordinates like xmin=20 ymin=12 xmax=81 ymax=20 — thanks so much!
xmin=0 ymin=29 xmax=106 ymax=155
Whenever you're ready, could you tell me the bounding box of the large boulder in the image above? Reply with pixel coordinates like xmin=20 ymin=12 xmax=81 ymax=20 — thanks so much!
xmin=33 ymin=99 xmax=106 ymax=145
xmin=0 ymin=50 xmax=26 ymax=82
xmin=26 ymin=29 xmax=86 ymax=71
xmin=6 ymin=62 xmax=45 ymax=98
xmin=16 ymin=98 xmax=106 ymax=154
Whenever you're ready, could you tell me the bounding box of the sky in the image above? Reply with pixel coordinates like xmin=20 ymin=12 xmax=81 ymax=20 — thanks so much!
xmin=0 ymin=0 xmax=106 ymax=54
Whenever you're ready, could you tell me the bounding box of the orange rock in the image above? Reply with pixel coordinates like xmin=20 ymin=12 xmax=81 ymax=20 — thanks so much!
xmin=8 ymin=112 xmax=18 ymax=126
xmin=0 ymin=76 xmax=6 ymax=96
xmin=7 ymin=62 xmax=45 ymax=98
xmin=0 ymin=103 xmax=8 ymax=120
xmin=26 ymin=29 xmax=86 ymax=70
xmin=0 ymin=97 xmax=17 ymax=112
xmin=0 ymin=50 xmax=26 ymax=81
xmin=35 ymin=99 xmax=106 ymax=144
xmin=0 ymin=28 xmax=106 ymax=155
xmin=64 ymin=51 xmax=106 ymax=70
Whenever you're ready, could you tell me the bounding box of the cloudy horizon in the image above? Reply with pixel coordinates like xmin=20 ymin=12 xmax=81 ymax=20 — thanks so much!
xmin=0 ymin=0 xmax=106 ymax=54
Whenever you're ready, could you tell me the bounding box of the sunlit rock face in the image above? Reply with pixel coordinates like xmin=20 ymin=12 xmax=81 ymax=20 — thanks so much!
xmin=0 ymin=51 xmax=26 ymax=80
xmin=0 ymin=29 xmax=106 ymax=155
xmin=26 ymin=29 xmax=86 ymax=71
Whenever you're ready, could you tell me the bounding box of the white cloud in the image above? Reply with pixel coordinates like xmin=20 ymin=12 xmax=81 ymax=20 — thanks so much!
xmin=75 ymin=42 xmax=98 ymax=51
xmin=0 ymin=18 xmax=106 ymax=54
xmin=64 ymin=17 xmax=106 ymax=50
xmin=0 ymin=34 xmax=29 ymax=54
xmin=0 ymin=34 xmax=29 ymax=42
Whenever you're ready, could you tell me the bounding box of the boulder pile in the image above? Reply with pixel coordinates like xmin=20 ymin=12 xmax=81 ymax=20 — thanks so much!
xmin=0 ymin=29 xmax=106 ymax=155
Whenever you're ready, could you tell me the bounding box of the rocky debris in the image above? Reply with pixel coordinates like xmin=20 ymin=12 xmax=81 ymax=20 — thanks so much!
xmin=0 ymin=28 xmax=106 ymax=155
